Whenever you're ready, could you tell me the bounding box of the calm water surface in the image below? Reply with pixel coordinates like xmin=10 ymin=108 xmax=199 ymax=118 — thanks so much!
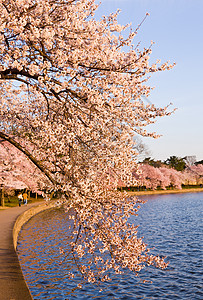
xmin=17 ymin=192 xmax=203 ymax=299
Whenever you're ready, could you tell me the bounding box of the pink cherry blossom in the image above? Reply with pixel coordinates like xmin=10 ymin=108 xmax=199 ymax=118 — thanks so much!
xmin=137 ymin=164 xmax=183 ymax=190
xmin=0 ymin=0 xmax=175 ymax=283
xmin=182 ymin=165 xmax=203 ymax=185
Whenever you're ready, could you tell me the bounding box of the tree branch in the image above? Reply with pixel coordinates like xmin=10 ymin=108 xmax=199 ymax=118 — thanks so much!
xmin=0 ymin=131 xmax=57 ymax=185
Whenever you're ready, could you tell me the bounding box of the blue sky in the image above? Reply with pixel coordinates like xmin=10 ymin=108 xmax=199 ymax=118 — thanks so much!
xmin=95 ymin=0 xmax=203 ymax=161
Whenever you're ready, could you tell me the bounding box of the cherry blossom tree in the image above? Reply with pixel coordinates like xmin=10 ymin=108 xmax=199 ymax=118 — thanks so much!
xmin=0 ymin=0 xmax=174 ymax=283
xmin=137 ymin=164 xmax=183 ymax=190
xmin=157 ymin=167 xmax=171 ymax=189
xmin=138 ymin=164 xmax=164 ymax=190
xmin=168 ymin=168 xmax=183 ymax=189
xmin=182 ymin=165 xmax=203 ymax=185
xmin=0 ymin=141 xmax=49 ymax=191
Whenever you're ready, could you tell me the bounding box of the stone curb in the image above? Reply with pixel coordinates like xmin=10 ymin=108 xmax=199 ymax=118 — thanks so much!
xmin=0 ymin=200 xmax=57 ymax=300
xmin=13 ymin=201 xmax=56 ymax=251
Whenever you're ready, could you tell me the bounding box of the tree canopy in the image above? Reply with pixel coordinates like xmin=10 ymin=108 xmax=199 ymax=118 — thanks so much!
xmin=0 ymin=0 xmax=174 ymax=283
xmin=164 ymin=156 xmax=186 ymax=171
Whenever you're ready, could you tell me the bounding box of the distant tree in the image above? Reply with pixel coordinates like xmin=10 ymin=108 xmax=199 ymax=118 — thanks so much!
xmin=142 ymin=157 xmax=163 ymax=168
xmin=167 ymin=168 xmax=182 ymax=189
xmin=138 ymin=164 xmax=183 ymax=190
xmin=160 ymin=167 xmax=183 ymax=189
xmin=133 ymin=136 xmax=151 ymax=162
xmin=164 ymin=156 xmax=186 ymax=171
xmin=181 ymin=169 xmax=195 ymax=185
xmin=138 ymin=164 xmax=164 ymax=190
xmin=184 ymin=165 xmax=203 ymax=185
xmin=183 ymin=156 xmax=196 ymax=166
xmin=158 ymin=167 xmax=171 ymax=189
xmin=142 ymin=157 xmax=155 ymax=165
xmin=195 ymin=160 xmax=203 ymax=165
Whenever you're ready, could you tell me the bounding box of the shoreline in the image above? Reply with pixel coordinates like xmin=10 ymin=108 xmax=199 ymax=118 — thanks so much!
xmin=127 ymin=187 xmax=203 ymax=196
xmin=0 ymin=201 xmax=56 ymax=300
xmin=13 ymin=201 xmax=56 ymax=250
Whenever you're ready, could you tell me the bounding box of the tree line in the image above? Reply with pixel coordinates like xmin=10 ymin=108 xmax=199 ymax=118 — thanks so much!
xmin=142 ymin=155 xmax=203 ymax=171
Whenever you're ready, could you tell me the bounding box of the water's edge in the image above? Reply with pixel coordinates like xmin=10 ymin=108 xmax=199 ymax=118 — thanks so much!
xmin=13 ymin=201 xmax=56 ymax=250
xmin=12 ymin=201 xmax=56 ymax=300
xmin=17 ymin=193 xmax=203 ymax=299
xmin=127 ymin=187 xmax=203 ymax=196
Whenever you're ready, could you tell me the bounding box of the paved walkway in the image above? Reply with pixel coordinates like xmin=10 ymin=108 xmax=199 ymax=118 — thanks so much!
xmin=0 ymin=202 xmax=44 ymax=300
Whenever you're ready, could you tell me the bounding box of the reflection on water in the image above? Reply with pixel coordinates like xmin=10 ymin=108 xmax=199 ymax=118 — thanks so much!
xmin=17 ymin=192 xmax=203 ymax=299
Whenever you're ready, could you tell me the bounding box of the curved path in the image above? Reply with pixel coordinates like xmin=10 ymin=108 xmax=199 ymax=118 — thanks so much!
xmin=0 ymin=202 xmax=55 ymax=300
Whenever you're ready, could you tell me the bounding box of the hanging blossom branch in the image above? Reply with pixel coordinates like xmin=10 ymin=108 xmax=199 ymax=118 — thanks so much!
xmin=0 ymin=132 xmax=57 ymax=185
xmin=0 ymin=0 xmax=174 ymax=284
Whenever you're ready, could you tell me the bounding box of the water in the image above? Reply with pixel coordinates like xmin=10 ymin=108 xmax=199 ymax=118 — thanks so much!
xmin=17 ymin=192 xmax=203 ymax=299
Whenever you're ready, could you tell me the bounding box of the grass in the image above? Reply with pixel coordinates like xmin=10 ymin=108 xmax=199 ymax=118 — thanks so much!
xmin=1 ymin=195 xmax=43 ymax=208
xmin=120 ymin=184 xmax=203 ymax=193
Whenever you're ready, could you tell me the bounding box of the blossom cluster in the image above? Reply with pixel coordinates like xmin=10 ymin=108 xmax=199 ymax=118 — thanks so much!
xmin=0 ymin=0 xmax=175 ymax=283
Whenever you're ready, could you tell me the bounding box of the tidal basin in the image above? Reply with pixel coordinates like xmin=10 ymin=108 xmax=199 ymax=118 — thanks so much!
xmin=17 ymin=192 xmax=203 ymax=299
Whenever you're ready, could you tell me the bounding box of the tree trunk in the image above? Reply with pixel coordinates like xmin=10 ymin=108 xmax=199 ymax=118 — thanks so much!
xmin=0 ymin=185 xmax=4 ymax=207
